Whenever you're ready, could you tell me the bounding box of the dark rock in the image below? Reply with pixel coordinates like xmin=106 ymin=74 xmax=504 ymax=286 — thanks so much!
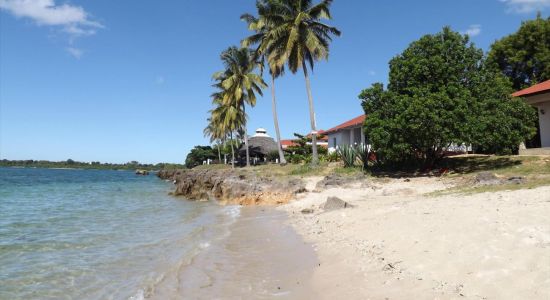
xmin=135 ymin=169 xmax=149 ymax=175
xmin=507 ymin=176 xmax=525 ymax=185
xmin=301 ymin=208 xmax=314 ymax=214
xmin=473 ymin=172 xmax=502 ymax=186
xmin=315 ymin=173 xmax=365 ymax=190
xmin=323 ymin=196 xmax=352 ymax=211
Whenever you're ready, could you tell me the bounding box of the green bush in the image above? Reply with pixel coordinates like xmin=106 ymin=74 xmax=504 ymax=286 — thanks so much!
xmin=266 ymin=150 xmax=280 ymax=162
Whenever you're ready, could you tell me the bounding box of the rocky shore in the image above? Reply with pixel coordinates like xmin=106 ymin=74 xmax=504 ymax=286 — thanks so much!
xmin=157 ymin=169 xmax=307 ymax=205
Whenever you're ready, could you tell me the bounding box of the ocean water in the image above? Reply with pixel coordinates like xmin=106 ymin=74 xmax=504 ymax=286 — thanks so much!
xmin=0 ymin=167 xmax=238 ymax=300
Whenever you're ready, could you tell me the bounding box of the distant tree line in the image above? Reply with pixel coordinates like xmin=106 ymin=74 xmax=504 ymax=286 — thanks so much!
xmin=0 ymin=159 xmax=185 ymax=171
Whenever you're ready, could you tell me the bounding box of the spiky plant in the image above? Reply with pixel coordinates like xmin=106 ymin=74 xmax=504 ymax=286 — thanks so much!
xmin=337 ymin=145 xmax=356 ymax=168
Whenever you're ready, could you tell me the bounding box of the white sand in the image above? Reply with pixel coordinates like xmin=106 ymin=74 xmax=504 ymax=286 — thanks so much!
xmin=280 ymin=177 xmax=550 ymax=299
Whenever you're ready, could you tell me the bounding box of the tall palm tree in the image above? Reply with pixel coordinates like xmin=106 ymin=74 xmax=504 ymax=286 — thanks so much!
xmin=241 ymin=8 xmax=288 ymax=165
xmin=203 ymin=117 xmax=223 ymax=163
xmin=251 ymin=0 xmax=341 ymax=165
xmin=209 ymin=97 xmax=246 ymax=169
xmin=214 ymin=46 xmax=267 ymax=167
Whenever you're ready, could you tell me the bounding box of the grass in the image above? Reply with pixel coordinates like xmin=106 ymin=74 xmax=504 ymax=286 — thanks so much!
xmin=192 ymin=155 xmax=550 ymax=195
xmin=431 ymin=155 xmax=550 ymax=195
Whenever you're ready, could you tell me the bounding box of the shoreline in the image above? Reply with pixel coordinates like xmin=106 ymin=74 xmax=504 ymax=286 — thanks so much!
xmin=279 ymin=176 xmax=550 ymax=299
xmin=150 ymin=206 xmax=319 ymax=299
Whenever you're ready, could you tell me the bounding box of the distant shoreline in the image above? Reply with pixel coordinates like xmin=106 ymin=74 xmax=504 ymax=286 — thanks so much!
xmin=0 ymin=159 xmax=184 ymax=171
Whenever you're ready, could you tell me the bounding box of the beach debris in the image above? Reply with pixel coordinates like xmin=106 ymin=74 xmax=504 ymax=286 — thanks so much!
xmin=322 ymin=196 xmax=353 ymax=211
xmin=301 ymin=208 xmax=315 ymax=214
xmin=473 ymin=172 xmax=502 ymax=186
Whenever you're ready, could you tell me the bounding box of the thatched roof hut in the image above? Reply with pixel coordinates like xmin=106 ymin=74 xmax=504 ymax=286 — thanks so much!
xmin=239 ymin=128 xmax=278 ymax=158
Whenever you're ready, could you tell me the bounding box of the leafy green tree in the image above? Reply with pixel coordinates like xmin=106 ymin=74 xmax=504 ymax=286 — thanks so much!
xmin=360 ymin=27 xmax=537 ymax=168
xmin=487 ymin=14 xmax=550 ymax=90
xmin=253 ymin=0 xmax=340 ymax=165
xmin=184 ymin=146 xmax=217 ymax=169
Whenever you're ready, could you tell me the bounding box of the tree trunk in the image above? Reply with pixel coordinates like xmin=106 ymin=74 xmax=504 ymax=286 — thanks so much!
xmin=271 ymin=73 xmax=287 ymax=165
xmin=230 ymin=133 xmax=235 ymax=169
xmin=242 ymin=104 xmax=251 ymax=167
xmin=217 ymin=141 xmax=222 ymax=163
xmin=302 ymin=61 xmax=319 ymax=165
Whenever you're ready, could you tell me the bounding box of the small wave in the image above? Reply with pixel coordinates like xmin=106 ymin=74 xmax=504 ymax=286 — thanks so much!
xmin=224 ymin=206 xmax=241 ymax=219
xmin=128 ymin=289 xmax=145 ymax=300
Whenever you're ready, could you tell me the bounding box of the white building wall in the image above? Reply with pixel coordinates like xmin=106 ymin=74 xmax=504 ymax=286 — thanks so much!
xmin=538 ymin=101 xmax=550 ymax=147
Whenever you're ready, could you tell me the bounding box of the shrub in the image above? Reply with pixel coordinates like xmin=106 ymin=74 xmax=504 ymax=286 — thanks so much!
xmin=266 ymin=150 xmax=280 ymax=162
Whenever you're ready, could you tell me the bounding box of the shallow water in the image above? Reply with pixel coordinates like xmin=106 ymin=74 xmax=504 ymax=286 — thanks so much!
xmin=0 ymin=167 xmax=236 ymax=300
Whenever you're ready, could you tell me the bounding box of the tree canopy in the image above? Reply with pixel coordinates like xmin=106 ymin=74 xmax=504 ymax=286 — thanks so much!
xmin=360 ymin=27 xmax=537 ymax=168
xmin=487 ymin=14 xmax=550 ymax=90
xmin=184 ymin=146 xmax=216 ymax=169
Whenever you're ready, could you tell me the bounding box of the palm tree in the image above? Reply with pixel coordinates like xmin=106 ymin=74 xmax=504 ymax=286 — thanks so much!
xmin=209 ymin=97 xmax=246 ymax=169
xmin=203 ymin=117 xmax=223 ymax=163
xmin=241 ymin=8 xmax=288 ymax=165
xmin=214 ymin=46 xmax=267 ymax=167
xmin=250 ymin=0 xmax=341 ymax=165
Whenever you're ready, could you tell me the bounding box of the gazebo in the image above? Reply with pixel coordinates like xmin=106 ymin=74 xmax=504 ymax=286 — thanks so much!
xmin=239 ymin=128 xmax=279 ymax=164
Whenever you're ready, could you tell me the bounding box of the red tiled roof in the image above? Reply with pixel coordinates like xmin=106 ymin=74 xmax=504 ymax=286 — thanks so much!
xmin=512 ymin=80 xmax=550 ymax=97
xmin=324 ymin=115 xmax=366 ymax=134
xmin=280 ymin=140 xmax=297 ymax=147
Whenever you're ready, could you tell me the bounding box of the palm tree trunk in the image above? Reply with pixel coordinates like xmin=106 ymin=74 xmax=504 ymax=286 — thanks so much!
xmin=302 ymin=61 xmax=319 ymax=165
xmin=217 ymin=141 xmax=222 ymax=163
xmin=243 ymin=104 xmax=251 ymax=167
xmin=271 ymin=73 xmax=287 ymax=165
xmin=230 ymin=132 xmax=235 ymax=169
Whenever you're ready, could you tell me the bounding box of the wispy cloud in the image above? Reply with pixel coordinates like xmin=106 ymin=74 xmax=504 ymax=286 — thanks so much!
xmin=368 ymin=70 xmax=376 ymax=76
xmin=66 ymin=47 xmax=83 ymax=59
xmin=461 ymin=24 xmax=482 ymax=37
xmin=0 ymin=0 xmax=103 ymax=57
xmin=500 ymin=0 xmax=550 ymax=13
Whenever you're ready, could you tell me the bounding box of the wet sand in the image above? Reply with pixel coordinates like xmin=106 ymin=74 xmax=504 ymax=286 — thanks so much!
xmin=152 ymin=207 xmax=318 ymax=299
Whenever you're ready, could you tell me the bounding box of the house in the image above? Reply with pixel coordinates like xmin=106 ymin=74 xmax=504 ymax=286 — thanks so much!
xmin=513 ymin=80 xmax=550 ymax=154
xmin=324 ymin=115 xmax=367 ymax=152
xmin=280 ymin=130 xmax=329 ymax=150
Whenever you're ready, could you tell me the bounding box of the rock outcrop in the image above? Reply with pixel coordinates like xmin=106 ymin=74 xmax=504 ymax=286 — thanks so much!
xmin=157 ymin=169 xmax=307 ymax=205
xmin=323 ymin=196 xmax=353 ymax=211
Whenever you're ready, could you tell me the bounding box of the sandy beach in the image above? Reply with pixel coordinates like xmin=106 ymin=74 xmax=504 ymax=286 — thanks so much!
xmin=280 ymin=176 xmax=550 ymax=299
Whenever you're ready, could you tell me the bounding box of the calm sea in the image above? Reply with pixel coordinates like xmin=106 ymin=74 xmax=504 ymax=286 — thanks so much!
xmin=0 ymin=167 xmax=238 ymax=300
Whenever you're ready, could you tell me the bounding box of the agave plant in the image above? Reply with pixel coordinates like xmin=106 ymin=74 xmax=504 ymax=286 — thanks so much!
xmin=355 ymin=143 xmax=372 ymax=170
xmin=337 ymin=145 xmax=356 ymax=168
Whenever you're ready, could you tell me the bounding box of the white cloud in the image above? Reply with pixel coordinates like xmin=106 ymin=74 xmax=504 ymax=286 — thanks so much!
xmin=0 ymin=0 xmax=102 ymax=57
xmin=501 ymin=0 xmax=550 ymax=13
xmin=461 ymin=24 xmax=482 ymax=37
xmin=156 ymin=76 xmax=165 ymax=85
xmin=66 ymin=47 xmax=83 ymax=59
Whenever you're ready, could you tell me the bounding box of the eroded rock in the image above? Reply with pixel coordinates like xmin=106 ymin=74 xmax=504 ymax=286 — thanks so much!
xmin=323 ymin=196 xmax=353 ymax=211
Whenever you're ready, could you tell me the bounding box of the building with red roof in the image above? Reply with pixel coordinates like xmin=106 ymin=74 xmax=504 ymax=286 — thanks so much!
xmin=514 ymin=80 xmax=550 ymax=149
xmin=324 ymin=115 xmax=367 ymax=151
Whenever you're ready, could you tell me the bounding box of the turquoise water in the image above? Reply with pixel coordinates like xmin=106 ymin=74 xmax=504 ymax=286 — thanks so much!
xmin=0 ymin=167 xmax=235 ymax=300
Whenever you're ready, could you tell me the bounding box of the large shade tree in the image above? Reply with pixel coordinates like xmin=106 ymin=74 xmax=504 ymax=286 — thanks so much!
xmin=360 ymin=27 xmax=536 ymax=168
xmin=488 ymin=14 xmax=550 ymax=90
xmin=214 ymin=46 xmax=267 ymax=167
xmin=251 ymin=0 xmax=341 ymax=165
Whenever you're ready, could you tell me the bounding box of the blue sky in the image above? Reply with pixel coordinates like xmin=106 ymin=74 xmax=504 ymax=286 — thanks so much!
xmin=0 ymin=0 xmax=548 ymax=164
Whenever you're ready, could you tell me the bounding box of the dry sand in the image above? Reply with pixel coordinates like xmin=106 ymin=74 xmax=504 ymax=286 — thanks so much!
xmin=280 ymin=177 xmax=550 ymax=299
